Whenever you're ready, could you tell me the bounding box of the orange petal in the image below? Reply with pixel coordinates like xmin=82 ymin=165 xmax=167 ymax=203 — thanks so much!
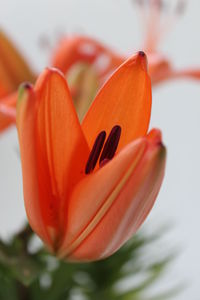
xmin=17 ymin=84 xmax=52 ymax=247
xmin=82 ymin=52 xmax=152 ymax=152
xmin=0 ymin=30 xmax=35 ymax=95
xmin=170 ymin=68 xmax=200 ymax=82
xmin=148 ymin=53 xmax=172 ymax=85
xmin=34 ymin=68 xmax=89 ymax=244
xmin=59 ymin=129 xmax=166 ymax=261
xmin=0 ymin=81 xmax=8 ymax=97
xmin=0 ymin=91 xmax=17 ymax=132
xmin=17 ymin=69 xmax=90 ymax=249
xmin=148 ymin=53 xmax=200 ymax=84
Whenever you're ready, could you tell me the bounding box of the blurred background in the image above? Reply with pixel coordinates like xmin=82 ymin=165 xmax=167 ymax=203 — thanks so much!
xmin=0 ymin=0 xmax=199 ymax=299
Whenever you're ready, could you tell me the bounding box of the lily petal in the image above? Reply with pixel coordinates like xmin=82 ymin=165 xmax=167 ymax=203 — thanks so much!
xmin=0 ymin=81 xmax=8 ymax=98
xmin=17 ymin=69 xmax=90 ymax=248
xmin=59 ymin=129 xmax=166 ymax=261
xmin=35 ymin=68 xmax=89 ymax=244
xmin=169 ymin=68 xmax=200 ymax=82
xmin=0 ymin=92 xmax=17 ymax=132
xmin=17 ymin=84 xmax=51 ymax=247
xmin=0 ymin=30 xmax=35 ymax=95
xmin=82 ymin=52 xmax=152 ymax=151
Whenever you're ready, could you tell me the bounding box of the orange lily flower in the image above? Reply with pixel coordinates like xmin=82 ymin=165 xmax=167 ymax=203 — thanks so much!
xmin=17 ymin=52 xmax=166 ymax=262
xmin=0 ymin=30 xmax=35 ymax=132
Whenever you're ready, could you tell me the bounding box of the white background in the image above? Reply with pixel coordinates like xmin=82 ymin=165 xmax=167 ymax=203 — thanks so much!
xmin=0 ymin=0 xmax=200 ymax=298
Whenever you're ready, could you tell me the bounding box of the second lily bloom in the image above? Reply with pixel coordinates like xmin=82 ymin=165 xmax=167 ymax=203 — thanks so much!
xmin=17 ymin=52 xmax=166 ymax=261
xmin=0 ymin=30 xmax=35 ymax=131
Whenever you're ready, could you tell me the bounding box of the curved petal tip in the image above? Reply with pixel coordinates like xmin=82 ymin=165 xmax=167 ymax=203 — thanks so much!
xmin=137 ymin=51 xmax=148 ymax=72
xmin=127 ymin=51 xmax=148 ymax=72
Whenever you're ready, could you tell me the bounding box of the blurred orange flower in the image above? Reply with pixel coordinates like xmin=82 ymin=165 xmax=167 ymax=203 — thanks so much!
xmin=51 ymin=35 xmax=125 ymax=120
xmin=51 ymin=0 xmax=200 ymax=92
xmin=1 ymin=1 xmax=200 ymax=133
xmin=135 ymin=0 xmax=200 ymax=84
xmin=0 ymin=30 xmax=35 ymax=132
xmin=17 ymin=52 xmax=166 ymax=262
xmin=51 ymin=35 xmax=123 ymax=84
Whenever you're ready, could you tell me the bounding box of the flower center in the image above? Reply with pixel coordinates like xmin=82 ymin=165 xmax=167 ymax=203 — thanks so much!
xmin=85 ymin=125 xmax=121 ymax=174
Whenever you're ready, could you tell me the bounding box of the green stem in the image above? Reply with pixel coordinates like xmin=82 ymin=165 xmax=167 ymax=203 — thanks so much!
xmin=17 ymin=281 xmax=30 ymax=300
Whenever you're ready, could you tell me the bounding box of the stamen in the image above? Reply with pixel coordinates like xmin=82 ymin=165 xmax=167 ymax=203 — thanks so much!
xmin=85 ymin=131 xmax=106 ymax=174
xmin=99 ymin=125 xmax=121 ymax=165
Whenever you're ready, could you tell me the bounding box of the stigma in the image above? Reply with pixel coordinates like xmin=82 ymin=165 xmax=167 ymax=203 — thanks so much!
xmin=85 ymin=125 xmax=122 ymax=174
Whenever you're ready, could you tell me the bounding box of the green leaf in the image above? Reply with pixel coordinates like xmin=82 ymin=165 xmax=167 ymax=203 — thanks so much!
xmin=0 ymin=232 xmax=46 ymax=285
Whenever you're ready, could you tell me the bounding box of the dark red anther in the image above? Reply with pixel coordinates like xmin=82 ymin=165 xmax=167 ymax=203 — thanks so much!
xmin=85 ymin=131 xmax=106 ymax=174
xmin=99 ymin=125 xmax=121 ymax=164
